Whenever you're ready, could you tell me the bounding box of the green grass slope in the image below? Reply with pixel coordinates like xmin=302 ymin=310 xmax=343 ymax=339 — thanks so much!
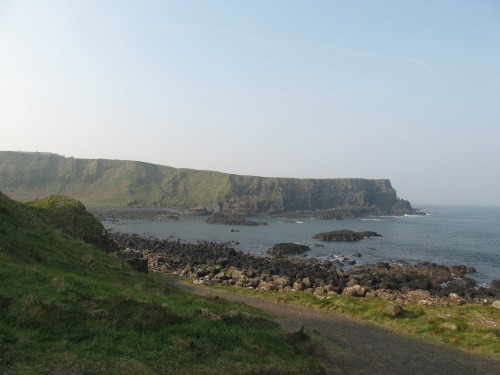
xmin=0 ymin=151 xmax=410 ymax=214
xmin=0 ymin=192 xmax=321 ymax=374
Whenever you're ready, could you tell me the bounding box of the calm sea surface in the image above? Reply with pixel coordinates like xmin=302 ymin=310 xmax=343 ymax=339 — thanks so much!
xmin=103 ymin=205 xmax=500 ymax=286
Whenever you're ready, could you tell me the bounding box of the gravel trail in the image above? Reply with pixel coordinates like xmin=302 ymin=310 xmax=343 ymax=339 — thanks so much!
xmin=170 ymin=280 xmax=500 ymax=375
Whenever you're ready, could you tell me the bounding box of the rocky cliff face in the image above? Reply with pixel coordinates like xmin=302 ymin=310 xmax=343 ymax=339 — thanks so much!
xmin=0 ymin=151 xmax=417 ymax=215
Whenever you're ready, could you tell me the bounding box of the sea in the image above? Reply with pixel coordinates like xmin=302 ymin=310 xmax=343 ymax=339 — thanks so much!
xmin=102 ymin=205 xmax=500 ymax=287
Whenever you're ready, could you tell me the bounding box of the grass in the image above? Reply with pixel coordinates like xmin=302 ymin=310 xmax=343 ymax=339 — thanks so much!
xmin=0 ymin=192 xmax=323 ymax=374
xmin=204 ymin=282 xmax=500 ymax=359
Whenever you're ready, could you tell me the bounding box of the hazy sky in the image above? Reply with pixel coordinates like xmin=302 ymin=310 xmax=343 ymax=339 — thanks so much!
xmin=1 ymin=1 xmax=499 ymax=206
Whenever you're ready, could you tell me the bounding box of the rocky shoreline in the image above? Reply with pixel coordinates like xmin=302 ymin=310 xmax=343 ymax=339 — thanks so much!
xmin=109 ymin=232 xmax=499 ymax=307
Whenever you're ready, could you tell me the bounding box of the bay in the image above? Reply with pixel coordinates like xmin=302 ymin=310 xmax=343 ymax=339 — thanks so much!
xmin=103 ymin=205 xmax=500 ymax=286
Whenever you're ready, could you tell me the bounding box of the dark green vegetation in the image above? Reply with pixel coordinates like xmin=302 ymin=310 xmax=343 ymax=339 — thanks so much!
xmin=0 ymin=151 xmax=415 ymax=215
xmin=0 ymin=192 xmax=322 ymax=374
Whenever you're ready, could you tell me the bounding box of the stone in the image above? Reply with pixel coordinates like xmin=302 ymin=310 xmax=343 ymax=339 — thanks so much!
xmin=383 ymin=305 xmax=404 ymax=317
xmin=302 ymin=277 xmax=312 ymax=288
xmin=353 ymin=285 xmax=366 ymax=297
xmin=231 ymin=269 xmax=244 ymax=279
xmin=490 ymin=280 xmax=500 ymax=291
xmin=314 ymin=287 xmax=325 ymax=296
xmin=450 ymin=265 xmax=468 ymax=277
xmin=257 ymin=281 xmax=275 ymax=292
xmin=266 ymin=243 xmax=311 ymax=257
xmin=342 ymin=287 xmax=357 ymax=297
xmin=491 ymin=300 xmax=500 ymax=309
xmin=448 ymin=293 xmax=465 ymax=305
xmin=440 ymin=322 xmax=458 ymax=331
xmin=292 ymin=281 xmax=304 ymax=291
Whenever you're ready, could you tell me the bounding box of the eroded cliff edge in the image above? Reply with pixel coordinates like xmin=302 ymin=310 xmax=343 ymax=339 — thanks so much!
xmin=0 ymin=151 xmax=419 ymax=216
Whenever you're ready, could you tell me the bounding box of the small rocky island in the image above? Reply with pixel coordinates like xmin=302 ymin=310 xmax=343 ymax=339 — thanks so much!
xmin=313 ymin=229 xmax=382 ymax=241
xmin=205 ymin=214 xmax=268 ymax=226
xmin=266 ymin=243 xmax=311 ymax=257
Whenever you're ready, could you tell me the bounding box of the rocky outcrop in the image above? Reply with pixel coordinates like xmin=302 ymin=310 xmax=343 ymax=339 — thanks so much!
xmin=27 ymin=195 xmax=119 ymax=253
xmin=382 ymin=305 xmax=404 ymax=317
xmin=109 ymin=232 xmax=498 ymax=306
xmin=0 ymin=151 xmax=420 ymax=216
xmin=266 ymin=243 xmax=311 ymax=257
xmin=313 ymin=230 xmax=382 ymax=241
xmin=205 ymin=214 xmax=268 ymax=226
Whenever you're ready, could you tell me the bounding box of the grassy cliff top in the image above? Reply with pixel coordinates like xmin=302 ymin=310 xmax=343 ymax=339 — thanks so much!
xmin=0 ymin=151 xmax=410 ymax=215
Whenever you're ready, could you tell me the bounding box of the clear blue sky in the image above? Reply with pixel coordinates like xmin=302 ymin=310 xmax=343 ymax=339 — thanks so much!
xmin=1 ymin=0 xmax=499 ymax=206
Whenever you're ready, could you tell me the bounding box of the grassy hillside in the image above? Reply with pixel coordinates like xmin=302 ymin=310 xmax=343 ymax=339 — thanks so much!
xmin=0 ymin=151 xmax=411 ymax=214
xmin=0 ymin=192 xmax=321 ymax=374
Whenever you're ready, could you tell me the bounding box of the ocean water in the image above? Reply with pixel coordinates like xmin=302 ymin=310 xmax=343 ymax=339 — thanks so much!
xmin=103 ymin=205 xmax=500 ymax=286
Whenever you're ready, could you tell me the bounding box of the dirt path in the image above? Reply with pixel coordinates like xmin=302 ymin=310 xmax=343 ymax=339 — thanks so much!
xmin=170 ymin=280 xmax=500 ymax=375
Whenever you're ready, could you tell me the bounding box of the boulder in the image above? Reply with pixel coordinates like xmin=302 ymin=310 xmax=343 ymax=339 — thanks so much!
xmin=302 ymin=277 xmax=312 ymax=288
xmin=354 ymin=285 xmax=366 ymax=297
xmin=342 ymin=287 xmax=357 ymax=297
xmin=383 ymin=305 xmax=404 ymax=317
xmin=257 ymin=281 xmax=275 ymax=292
xmin=292 ymin=281 xmax=304 ymax=291
xmin=490 ymin=280 xmax=500 ymax=291
xmin=266 ymin=243 xmax=311 ymax=257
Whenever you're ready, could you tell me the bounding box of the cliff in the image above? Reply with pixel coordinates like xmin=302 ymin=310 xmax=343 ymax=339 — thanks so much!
xmin=0 ymin=151 xmax=417 ymax=215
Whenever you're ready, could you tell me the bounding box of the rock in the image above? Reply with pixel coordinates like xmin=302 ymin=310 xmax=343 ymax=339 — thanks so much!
xmin=231 ymin=269 xmax=244 ymax=279
xmin=273 ymin=276 xmax=291 ymax=290
xmin=354 ymin=285 xmax=366 ymax=297
xmin=206 ymin=214 xmax=268 ymax=226
xmin=292 ymin=281 xmax=304 ymax=291
xmin=450 ymin=265 xmax=469 ymax=277
xmin=342 ymin=287 xmax=357 ymax=297
xmin=448 ymin=293 xmax=465 ymax=305
xmin=313 ymin=229 xmax=382 ymax=241
xmin=352 ymin=252 xmax=362 ymax=258
xmin=109 ymin=232 xmax=497 ymax=305
xmin=440 ymin=322 xmax=458 ymax=331
xmin=302 ymin=277 xmax=312 ymax=288
xmin=257 ymin=281 xmax=275 ymax=292
xmin=490 ymin=280 xmax=500 ymax=291
xmin=491 ymin=300 xmax=500 ymax=309
xmin=313 ymin=287 xmax=326 ymax=297
xmin=266 ymin=243 xmax=310 ymax=257
xmin=383 ymin=305 xmax=404 ymax=317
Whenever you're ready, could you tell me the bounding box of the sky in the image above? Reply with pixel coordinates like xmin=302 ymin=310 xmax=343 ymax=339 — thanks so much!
xmin=1 ymin=0 xmax=499 ymax=206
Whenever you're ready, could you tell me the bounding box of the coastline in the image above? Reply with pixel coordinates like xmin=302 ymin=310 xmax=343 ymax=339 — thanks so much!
xmin=110 ymin=232 xmax=499 ymax=307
